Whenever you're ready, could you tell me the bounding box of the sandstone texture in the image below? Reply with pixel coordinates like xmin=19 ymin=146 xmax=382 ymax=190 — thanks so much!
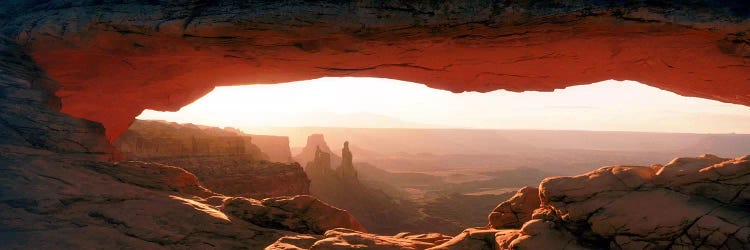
xmin=267 ymin=228 xmax=452 ymax=250
xmin=1 ymin=2 xmax=750 ymax=248
xmin=223 ymin=195 xmax=366 ymax=235
xmin=0 ymin=39 xmax=364 ymax=249
xmin=115 ymin=120 xmax=309 ymax=199
xmin=156 ymin=156 xmax=310 ymax=199
xmin=437 ymin=154 xmax=750 ymax=249
xmin=0 ymin=1 xmax=746 ymax=140
xmin=115 ymin=119 xmax=268 ymax=160
xmin=0 ymin=37 xmax=114 ymax=156
xmin=488 ymin=186 xmax=540 ymax=229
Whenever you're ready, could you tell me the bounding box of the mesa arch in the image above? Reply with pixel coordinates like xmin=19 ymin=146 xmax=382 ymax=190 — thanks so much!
xmin=3 ymin=1 xmax=748 ymax=141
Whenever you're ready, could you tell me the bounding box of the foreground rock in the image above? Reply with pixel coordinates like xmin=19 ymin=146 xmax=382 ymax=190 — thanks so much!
xmin=488 ymin=186 xmax=540 ymax=229
xmin=439 ymin=154 xmax=750 ymax=249
xmin=267 ymin=228 xmax=452 ymax=250
xmin=0 ymin=152 xmax=364 ymax=249
xmin=224 ymin=195 xmax=366 ymax=235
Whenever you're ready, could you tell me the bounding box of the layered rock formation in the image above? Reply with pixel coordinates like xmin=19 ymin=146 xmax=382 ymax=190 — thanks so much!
xmin=0 ymin=38 xmax=367 ymax=248
xmin=1 ymin=2 xmax=750 ymax=249
xmin=295 ymin=134 xmax=342 ymax=167
xmin=0 ymin=46 xmax=358 ymax=250
xmin=249 ymin=134 xmax=294 ymax=163
xmin=115 ymin=120 xmax=268 ymax=160
xmin=114 ymin=120 xmax=310 ymax=198
xmin=0 ymin=1 xmax=747 ymax=140
xmin=2 ymin=154 xmax=365 ymax=249
xmin=156 ymin=156 xmax=310 ymax=199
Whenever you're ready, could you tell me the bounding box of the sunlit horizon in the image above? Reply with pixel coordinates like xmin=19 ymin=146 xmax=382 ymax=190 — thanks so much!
xmin=137 ymin=77 xmax=750 ymax=137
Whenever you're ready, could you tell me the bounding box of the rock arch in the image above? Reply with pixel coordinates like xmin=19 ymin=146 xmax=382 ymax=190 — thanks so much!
xmin=3 ymin=1 xmax=748 ymax=140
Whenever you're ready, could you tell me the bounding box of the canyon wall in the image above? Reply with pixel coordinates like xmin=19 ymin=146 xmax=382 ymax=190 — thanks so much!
xmin=156 ymin=156 xmax=310 ymax=199
xmin=248 ymin=134 xmax=294 ymax=163
xmin=0 ymin=1 xmax=746 ymax=140
xmin=114 ymin=120 xmax=268 ymax=160
xmin=114 ymin=120 xmax=309 ymax=199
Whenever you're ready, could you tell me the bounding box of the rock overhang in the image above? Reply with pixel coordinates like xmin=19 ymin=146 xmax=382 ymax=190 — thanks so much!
xmin=0 ymin=1 xmax=747 ymax=140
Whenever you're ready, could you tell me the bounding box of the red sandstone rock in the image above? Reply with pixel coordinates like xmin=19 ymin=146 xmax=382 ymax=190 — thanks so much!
xmin=223 ymin=195 xmax=366 ymax=235
xmin=295 ymin=134 xmax=341 ymax=166
xmin=488 ymin=186 xmax=540 ymax=229
xmin=2 ymin=3 xmax=750 ymax=249
xmin=115 ymin=120 xmax=268 ymax=160
xmin=268 ymin=228 xmax=452 ymax=250
xmin=336 ymin=141 xmax=358 ymax=181
xmin=2 ymin=2 xmax=747 ymax=140
xmin=156 ymin=156 xmax=310 ymax=199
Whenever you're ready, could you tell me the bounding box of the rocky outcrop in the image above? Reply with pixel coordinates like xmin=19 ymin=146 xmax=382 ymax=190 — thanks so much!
xmin=0 ymin=37 xmax=114 ymax=156
xmin=303 ymin=138 xmax=452 ymax=234
xmin=3 ymin=24 xmax=750 ymax=248
xmin=0 ymin=38 xmax=363 ymax=248
xmin=249 ymin=134 xmax=294 ymax=163
xmin=267 ymin=228 xmax=452 ymax=250
xmin=488 ymin=186 xmax=540 ymax=229
xmin=305 ymin=146 xmax=335 ymax=178
xmin=1 ymin=152 xmax=365 ymax=249
xmin=0 ymin=2 xmax=746 ymax=140
xmin=115 ymin=120 xmax=268 ymax=160
xmin=337 ymin=141 xmax=358 ymax=182
xmin=296 ymin=134 xmax=341 ymax=166
xmin=437 ymin=154 xmax=750 ymax=249
xmin=114 ymin=120 xmax=309 ymax=199
xmin=223 ymin=195 xmax=366 ymax=235
xmin=155 ymin=156 xmax=310 ymax=199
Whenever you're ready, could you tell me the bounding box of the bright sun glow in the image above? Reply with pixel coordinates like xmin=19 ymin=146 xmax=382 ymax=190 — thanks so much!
xmin=137 ymin=78 xmax=750 ymax=134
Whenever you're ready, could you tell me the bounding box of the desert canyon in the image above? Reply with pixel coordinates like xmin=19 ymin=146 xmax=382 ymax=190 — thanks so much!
xmin=1 ymin=1 xmax=749 ymax=249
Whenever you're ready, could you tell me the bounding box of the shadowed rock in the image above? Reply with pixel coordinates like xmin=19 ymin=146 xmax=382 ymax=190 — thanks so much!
xmin=337 ymin=141 xmax=358 ymax=182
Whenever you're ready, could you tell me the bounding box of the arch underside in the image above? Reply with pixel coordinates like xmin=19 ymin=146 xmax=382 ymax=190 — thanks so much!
xmin=4 ymin=1 xmax=748 ymax=140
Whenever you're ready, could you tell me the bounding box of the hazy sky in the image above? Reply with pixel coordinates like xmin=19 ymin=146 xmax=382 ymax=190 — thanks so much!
xmin=138 ymin=78 xmax=750 ymax=134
